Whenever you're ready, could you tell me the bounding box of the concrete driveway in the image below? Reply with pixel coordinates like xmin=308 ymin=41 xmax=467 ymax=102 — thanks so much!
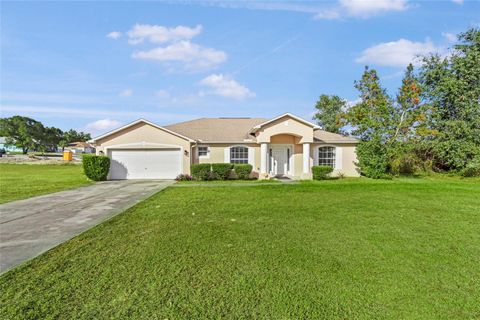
xmin=0 ymin=180 xmax=173 ymax=273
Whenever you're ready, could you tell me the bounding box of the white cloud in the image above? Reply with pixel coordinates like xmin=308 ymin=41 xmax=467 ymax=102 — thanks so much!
xmin=199 ymin=74 xmax=255 ymax=100
xmin=112 ymin=24 xmax=225 ymax=72
xmin=119 ymin=89 xmax=133 ymax=97
xmin=355 ymin=38 xmax=444 ymax=67
xmin=188 ymin=1 xmax=409 ymax=20
xmin=451 ymin=0 xmax=464 ymax=4
xmin=132 ymin=41 xmax=227 ymax=71
xmin=340 ymin=0 xmax=408 ymax=17
xmin=85 ymin=119 xmax=122 ymax=134
xmin=127 ymin=24 xmax=202 ymax=45
xmin=106 ymin=31 xmax=122 ymax=39
xmin=315 ymin=0 xmax=408 ymax=19
xmin=442 ymin=32 xmax=457 ymax=42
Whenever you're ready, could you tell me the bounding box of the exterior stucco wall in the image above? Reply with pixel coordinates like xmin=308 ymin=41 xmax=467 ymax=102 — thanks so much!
xmin=311 ymin=143 xmax=359 ymax=177
xmin=341 ymin=144 xmax=359 ymax=176
xmin=94 ymin=122 xmax=192 ymax=174
xmin=192 ymin=140 xmax=360 ymax=178
xmin=194 ymin=144 xmax=261 ymax=172
xmin=256 ymin=116 xmax=314 ymax=143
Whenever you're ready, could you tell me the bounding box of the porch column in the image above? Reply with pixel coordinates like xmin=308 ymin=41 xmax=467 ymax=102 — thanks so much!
xmin=260 ymin=143 xmax=268 ymax=174
xmin=303 ymin=143 xmax=310 ymax=174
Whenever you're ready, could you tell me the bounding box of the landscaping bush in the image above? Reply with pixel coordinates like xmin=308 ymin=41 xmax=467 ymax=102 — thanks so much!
xmin=175 ymin=174 xmax=192 ymax=181
xmin=191 ymin=163 xmax=211 ymax=181
xmin=312 ymin=165 xmax=333 ymax=180
xmin=233 ymin=164 xmax=253 ymax=180
xmin=462 ymin=157 xmax=480 ymax=177
xmin=211 ymin=163 xmax=233 ymax=180
xmin=190 ymin=163 xmax=253 ymax=180
xmin=82 ymin=154 xmax=110 ymax=181
xmin=356 ymin=140 xmax=391 ymax=179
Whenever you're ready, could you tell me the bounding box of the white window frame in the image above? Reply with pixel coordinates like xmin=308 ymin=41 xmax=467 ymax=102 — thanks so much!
xmin=314 ymin=145 xmax=342 ymax=170
xmin=229 ymin=145 xmax=249 ymax=164
xmin=197 ymin=145 xmax=210 ymax=159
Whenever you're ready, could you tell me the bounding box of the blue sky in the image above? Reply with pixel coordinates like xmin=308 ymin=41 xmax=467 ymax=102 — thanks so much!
xmin=1 ymin=0 xmax=479 ymax=136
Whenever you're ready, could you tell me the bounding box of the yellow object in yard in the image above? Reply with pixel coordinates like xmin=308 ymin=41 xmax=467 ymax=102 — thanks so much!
xmin=63 ymin=150 xmax=73 ymax=161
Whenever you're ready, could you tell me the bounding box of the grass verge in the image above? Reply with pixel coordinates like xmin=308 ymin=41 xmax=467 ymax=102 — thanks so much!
xmin=1 ymin=177 xmax=479 ymax=318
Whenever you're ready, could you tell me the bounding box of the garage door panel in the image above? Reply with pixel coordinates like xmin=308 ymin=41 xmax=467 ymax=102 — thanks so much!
xmin=109 ymin=149 xmax=181 ymax=180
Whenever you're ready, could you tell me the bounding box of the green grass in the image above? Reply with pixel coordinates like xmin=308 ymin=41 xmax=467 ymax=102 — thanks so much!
xmin=1 ymin=177 xmax=479 ymax=319
xmin=0 ymin=163 xmax=92 ymax=204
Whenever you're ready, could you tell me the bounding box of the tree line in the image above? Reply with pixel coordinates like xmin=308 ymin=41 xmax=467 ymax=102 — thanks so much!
xmin=313 ymin=28 xmax=480 ymax=178
xmin=0 ymin=116 xmax=91 ymax=154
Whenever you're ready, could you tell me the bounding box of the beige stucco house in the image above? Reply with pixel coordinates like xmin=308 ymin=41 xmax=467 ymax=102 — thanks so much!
xmin=89 ymin=113 xmax=359 ymax=180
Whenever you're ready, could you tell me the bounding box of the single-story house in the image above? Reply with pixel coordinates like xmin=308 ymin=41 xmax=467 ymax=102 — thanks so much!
xmin=0 ymin=137 xmax=24 ymax=153
xmin=89 ymin=113 xmax=359 ymax=180
xmin=67 ymin=141 xmax=95 ymax=154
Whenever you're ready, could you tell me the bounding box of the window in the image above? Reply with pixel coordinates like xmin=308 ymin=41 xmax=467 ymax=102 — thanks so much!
xmin=198 ymin=146 xmax=208 ymax=157
xmin=318 ymin=146 xmax=336 ymax=168
xmin=230 ymin=146 xmax=249 ymax=164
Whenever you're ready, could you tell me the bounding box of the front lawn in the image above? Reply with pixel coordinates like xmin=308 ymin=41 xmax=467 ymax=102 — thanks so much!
xmin=0 ymin=163 xmax=91 ymax=204
xmin=1 ymin=178 xmax=479 ymax=319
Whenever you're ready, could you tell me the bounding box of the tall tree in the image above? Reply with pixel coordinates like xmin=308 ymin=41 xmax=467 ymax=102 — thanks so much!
xmin=347 ymin=66 xmax=396 ymax=142
xmin=346 ymin=67 xmax=396 ymax=178
xmin=0 ymin=116 xmax=45 ymax=154
xmin=42 ymin=127 xmax=64 ymax=152
xmin=312 ymin=94 xmax=347 ymax=134
xmin=419 ymin=28 xmax=480 ymax=170
xmin=59 ymin=129 xmax=92 ymax=151
xmin=62 ymin=129 xmax=91 ymax=144
xmin=394 ymin=64 xmax=426 ymax=142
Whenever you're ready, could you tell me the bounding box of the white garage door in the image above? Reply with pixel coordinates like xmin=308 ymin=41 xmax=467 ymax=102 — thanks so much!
xmin=109 ymin=149 xmax=182 ymax=180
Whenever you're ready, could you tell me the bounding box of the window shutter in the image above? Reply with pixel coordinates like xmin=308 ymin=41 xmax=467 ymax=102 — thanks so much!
xmin=248 ymin=147 xmax=255 ymax=166
xmin=224 ymin=147 xmax=230 ymax=163
xmin=335 ymin=147 xmax=343 ymax=170
xmin=313 ymin=146 xmax=318 ymax=166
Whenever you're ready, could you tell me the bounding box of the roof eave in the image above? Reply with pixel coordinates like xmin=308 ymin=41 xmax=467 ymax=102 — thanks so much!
xmin=89 ymin=118 xmax=195 ymax=144
xmin=313 ymin=139 xmax=359 ymax=144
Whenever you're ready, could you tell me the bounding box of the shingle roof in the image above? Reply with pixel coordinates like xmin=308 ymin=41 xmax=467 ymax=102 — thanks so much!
xmin=164 ymin=118 xmax=267 ymax=142
xmin=164 ymin=118 xmax=358 ymax=143
xmin=313 ymin=130 xmax=358 ymax=143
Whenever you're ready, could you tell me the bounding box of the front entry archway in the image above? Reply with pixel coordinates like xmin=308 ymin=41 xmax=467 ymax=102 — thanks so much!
xmin=269 ymin=145 xmax=293 ymax=176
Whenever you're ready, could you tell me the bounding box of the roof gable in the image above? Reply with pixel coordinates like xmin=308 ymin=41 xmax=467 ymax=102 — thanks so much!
xmin=90 ymin=119 xmax=194 ymax=143
xmin=251 ymin=113 xmax=319 ymax=132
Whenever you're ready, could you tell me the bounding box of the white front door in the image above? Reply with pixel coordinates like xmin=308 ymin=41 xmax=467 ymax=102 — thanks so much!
xmin=109 ymin=149 xmax=182 ymax=180
xmin=271 ymin=147 xmax=288 ymax=175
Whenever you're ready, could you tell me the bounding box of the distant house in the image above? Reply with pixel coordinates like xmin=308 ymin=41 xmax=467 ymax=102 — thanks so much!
xmin=67 ymin=141 xmax=95 ymax=154
xmin=0 ymin=137 xmax=24 ymax=153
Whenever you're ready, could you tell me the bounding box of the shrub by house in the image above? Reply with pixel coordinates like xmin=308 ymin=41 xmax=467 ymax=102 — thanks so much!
xmin=312 ymin=165 xmax=333 ymax=180
xmin=82 ymin=154 xmax=110 ymax=181
xmin=233 ymin=164 xmax=253 ymax=180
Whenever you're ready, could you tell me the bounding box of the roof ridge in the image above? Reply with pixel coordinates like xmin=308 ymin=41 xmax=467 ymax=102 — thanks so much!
xmin=165 ymin=117 xmax=268 ymax=127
